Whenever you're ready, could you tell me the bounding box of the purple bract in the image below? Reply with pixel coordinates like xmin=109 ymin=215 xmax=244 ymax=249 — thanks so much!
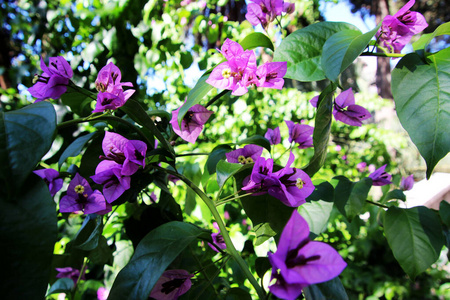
xmin=170 ymin=103 xmax=213 ymax=144
xmin=33 ymin=168 xmax=63 ymax=197
xmin=400 ymin=174 xmax=414 ymax=191
xmin=285 ymin=120 xmax=314 ymax=149
xmin=333 ymin=88 xmax=371 ymax=127
xmin=149 ymin=269 xmax=194 ymax=300
xmin=368 ymin=164 xmax=392 ymax=186
xmin=265 ymin=127 xmax=281 ymax=145
xmin=226 ymin=144 xmax=264 ymax=164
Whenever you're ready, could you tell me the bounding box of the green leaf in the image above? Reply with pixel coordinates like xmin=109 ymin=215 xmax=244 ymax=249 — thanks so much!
xmin=237 ymin=135 xmax=271 ymax=153
xmin=298 ymin=200 xmax=334 ymax=236
xmin=216 ymin=160 xmax=244 ymax=189
xmin=332 ymin=176 xmax=372 ymax=221
xmin=273 ymin=22 xmax=358 ymax=82
xmin=0 ymin=101 xmax=56 ymax=194
xmin=304 ymin=277 xmax=349 ymax=300
xmin=303 ymin=84 xmax=336 ymax=176
xmin=204 ymin=144 xmax=232 ymax=176
xmin=146 ymin=109 xmax=171 ymax=120
xmin=254 ymin=222 xmax=277 ymax=246
xmin=109 ymin=221 xmax=205 ymax=300
xmin=225 ymin=287 xmax=252 ymax=300
xmin=58 ymin=132 xmax=96 ymax=168
xmin=61 ymin=89 xmax=95 ymax=117
xmin=412 ymin=22 xmax=450 ymax=51
xmin=73 ymin=214 xmax=103 ymax=251
xmin=391 ymin=48 xmax=450 ymax=178
xmin=177 ymin=71 xmax=213 ymax=126
xmin=120 ymin=99 xmax=173 ymax=154
xmin=440 ymin=201 xmax=450 ymax=227
xmin=384 ymin=206 xmax=445 ymax=279
xmin=46 ymin=278 xmax=74 ymax=296
xmin=0 ymin=176 xmax=57 ymax=298
xmin=88 ymin=235 xmax=114 ymax=266
xmin=383 ymin=189 xmax=406 ymax=202
xmin=322 ymin=24 xmax=379 ymax=82
xmin=240 ymin=32 xmax=274 ymax=52
xmin=307 ymin=181 xmax=334 ymax=202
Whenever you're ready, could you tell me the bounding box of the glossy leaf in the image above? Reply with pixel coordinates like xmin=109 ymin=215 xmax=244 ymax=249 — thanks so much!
xmin=273 ymin=22 xmax=358 ymax=82
xmin=304 ymin=277 xmax=349 ymax=300
xmin=412 ymin=22 xmax=450 ymax=51
xmin=391 ymin=49 xmax=450 ymax=178
xmin=240 ymin=32 xmax=274 ymax=52
xmin=332 ymin=176 xmax=372 ymax=221
xmin=322 ymin=24 xmax=379 ymax=82
xmin=0 ymin=177 xmax=57 ymax=298
xmin=73 ymin=214 xmax=103 ymax=251
xmin=46 ymin=278 xmax=74 ymax=296
xmin=298 ymin=200 xmax=334 ymax=236
xmin=237 ymin=135 xmax=271 ymax=153
xmin=109 ymin=221 xmax=206 ymax=300
xmin=216 ymin=160 xmax=244 ymax=189
xmin=384 ymin=206 xmax=445 ymax=279
xmin=58 ymin=132 xmax=96 ymax=168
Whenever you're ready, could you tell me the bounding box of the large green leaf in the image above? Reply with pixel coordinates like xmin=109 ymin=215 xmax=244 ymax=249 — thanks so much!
xmin=298 ymin=200 xmax=334 ymax=236
xmin=109 ymin=221 xmax=206 ymax=300
xmin=0 ymin=176 xmax=58 ymax=298
xmin=391 ymin=48 xmax=450 ymax=178
xmin=46 ymin=278 xmax=74 ymax=296
xmin=322 ymin=25 xmax=379 ymax=82
xmin=58 ymin=132 xmax=96 ymax=168
xmin=273 ymin=22 xmax=358 ymax=82
xmin=240 ymin=32 xmax=274 ymax=52
xmin=384 ymin=206 xmax=445 ymax=279
xmin=61 ymin=89 xmax=95 ymax=117
xmin=303 ymin=84 xmax=336 ymax=176
xmin=412 ymin=22 xmax=450 ymax=51
xmin=0 ymin=101 xmax=56 ymax=194
xmin=73 ymin=214 xmax=103 ymax=251
xmin=332 ymin=176 xmax=372 ymax=222
xmin=216 ymin=160 xmax=244 ymax=189
xmin=304 ymin=277 xmax=349 ymax=300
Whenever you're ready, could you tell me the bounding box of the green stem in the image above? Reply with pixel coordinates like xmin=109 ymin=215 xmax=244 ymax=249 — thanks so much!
xmin=67 ymin=82 xmax=97 ymax=100
xmin=366 ymin=199 xmax=389 ymax=209
xmin=72 ymin=257 xmax=88 ymax=297
xmin=205 ymin=90 xmax=230 ymax=108
xmin=176 ymin=152 xmax=210 ymax=157
xmin=153 ymin=166 xmax=266 ymax=299
xmin=360 ymin=52 xmax=405 ymax=58
xmin=215 ymin=192 xmax=254 ymax=206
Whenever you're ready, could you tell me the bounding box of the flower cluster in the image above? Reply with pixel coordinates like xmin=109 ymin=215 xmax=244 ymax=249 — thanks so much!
xmin=93 ymin=62 xmax=135 ymax=113
xmin=91 ymin=132 xmax=147 ymax=203
xmin=310 ymin=88 xmax=371 ymax=127
xmin=28 ymin=56 xmax=73 ymax=102
xmin=206 ymin=39 xmax=287 ymax=96
xmin=268 ymin=211 xmax=347 ymax=300
xmin=170 ymin=103 xmax=213 ymax=143
xmin=377 ymin=0 xmax=428 ymax=53
xmin=368 ymin=164 xmax=392 ymax=186
xmin=242 ymin=152 xmax=314 ymax=207
xmin=246 ymin=0 xmax=295 ymax=28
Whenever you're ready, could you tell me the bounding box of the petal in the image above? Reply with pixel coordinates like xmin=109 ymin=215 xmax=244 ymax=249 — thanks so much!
xmin=276 ymin=211 xmax=310 ymax=259
xmin=59 ymin=196 xmax=83 ymax=213
xmin=84 ymin=191 xmax=108 ymax=214
xmin=335 ymin=88 xmax=355 ymax=107
xmin=102 ymin=132 xmax=128 ymax=157
xmin=219 ymin=38 xmax=245 ymax=60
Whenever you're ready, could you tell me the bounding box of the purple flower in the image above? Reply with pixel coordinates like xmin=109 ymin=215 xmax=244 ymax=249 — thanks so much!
xmin=149 ymin=269 xmax=194 ymax=300
xmin=95 ymin=62 xmax=133 ymax=93
xmin=245 ymin=0 xmax=295 ymax=28
xmin=99 ymin=132 xmax=147 ymax=176
xmin=226 ymin=144 xmax=264 ymax=164
xmin=378 ymin=0 xmax=428 ymax=53
xmin=309 ymin=95 xmax=319 ymax=108
xmin=242 ymin=152 xmax=314 ymax=207
xmin=357 ymin=162 xmax=367 ymax=172
xmin=285 ymin=121 xmax=314 ymax=149
xmin=400 ymin=174 xmax=414 ymax=191
xmin=55 ymin=267 xmax=85 ymax=285
xmin=208 ymin=222 xmax=227 ymax=253
xmin=265 ymin=127 xmax=281 ymax=145
xmin=92 ymin=88 xmax=134 ymax=113
xmin=268 ymin=211 xmax=347 ymax=300
xmin=60 ymin=173 xmax=111 ymax=215
xmin=170 ymin=104 xmax=213 ymax=144
xmin=255 ymin=62 xmax=287 ymax=90
xmin=91 ymin=161 xmax=131 ymax=203
xmin=97 ymin=287 xmax=109 ymax=300
xmin=28 ymin=56 xmax=73 ymax=102
xmin=333 ymin=88 xmax=371 ymax=127
xmin=368 ymin=164 xmax=392 ymax=186
xmin=33 ymin=168 xmax=63 ymax=196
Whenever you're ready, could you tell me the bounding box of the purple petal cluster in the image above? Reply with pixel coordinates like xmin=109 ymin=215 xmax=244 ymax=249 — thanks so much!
xmin=285 ymin=121 xmax=313 ymax=149
xmin=226 ymin=144 xmax=264 ymax=164
xmin=268 ymin=211 xmax=347 ymax=300
xmin=170 ymin=103 xmax=213 ymax=144
xmin=400 ymin=174 xmax=414 ymax=191
xmin=149 ymin=269 xmax=194 ymax=300
xmin=28 ymin=56 xmax=73 ymax=102
xmin=91 ymin=132 xmax=147 ymax=203
xmin=242 ymin=152 xmax=314 ymax=207
xmin=60 ymin=173 xmax=111 ymax=215
xmin=378 ymin=0 xmax=428 ymax=53
xmin=93 ymin=62 xmax=135 ymax=113
xmin=206 ymin=39 xmax=287 ymax=96
xmin=208 ymin=222 xmax=227 ymax=253
xmin=33 ymin=168 xmax=63 ymax=197
xmin=333 ymin=88 xmax=371 ymax=127
xmin=368 ymin=164 xmax=392 ymax=186
xmin=265 ymin=127 xmax=281 ymax=145
xmin=55 ymin=267 xmax=85 ymax=285
xmin=246 ymin=0 xmax=295 ymax=28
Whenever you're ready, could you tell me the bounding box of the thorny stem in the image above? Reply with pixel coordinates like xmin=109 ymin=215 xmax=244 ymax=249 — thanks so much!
xmin=366 ymin=199 xmax=389 ymax=209
xmin=153 ymin=165 xmax=267 ymax=299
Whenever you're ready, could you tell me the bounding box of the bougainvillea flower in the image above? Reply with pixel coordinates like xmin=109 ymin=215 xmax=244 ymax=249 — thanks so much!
xmin=268 ymin=211 xmax=347 ymax=300
xmin=28 ymin=56 xmax=73 ymax=102
xmin=309 ymin=95 xmax=319 ymax=108
xmin=33 ymin=168 xmax=63 ymax=196
xmin=285 ymin=121 xmax=314 ymax=149
xmin=400 ymin=174 xmax=414 ymax=191
xmin=60 ymin=173 xmax=111 ymax=215
xmin=149 ymin=269 xmax=194 ymax=300
xmin=368 ymin=164 xmax=392 ymax=186
xmin=208 ymin=222 xmax=227 ymax=253
xmin=378 ymin=0 xmax=427 ymax=53
xmin=245 ymin=0 xmax=295 ymax=28
xmin=265 ymin=127 xmax=281 ymax=145
xmin=356 ymin=162 xmax=367 ymax=172
xmin=170 ymin=103 xmax=213 ymax=143
xmin=226 ymin=144 xmax=264 ymax=164
xmin=91 ymin=160 xmax=131 ymax=203
xmin=92 ymin=88 xmax=134 ymax=113
xmin=55 ymin=267 xmax=85 ymax=285
xmin=95 ymin=62 xmax=133 ymax=93
xmin=255 ymin=61 xmax=287 ymax=89
xmin=97 ymin=287 xmax=109 ymax=300
xmin=333 ymin=88 xmax=371 ymax=127
xmin=100 ymin=132 xmax=147 ymax=176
